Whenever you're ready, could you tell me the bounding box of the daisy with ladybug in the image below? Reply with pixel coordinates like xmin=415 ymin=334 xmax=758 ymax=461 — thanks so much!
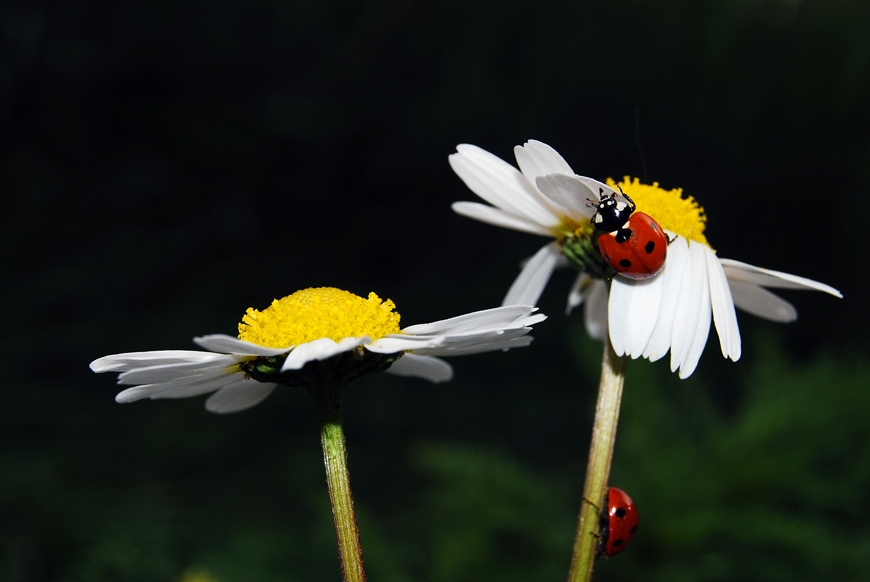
xmin=449 ymin=139 xmax=841 ymax=379
xmin=449 ymin=139 xmax=841 ymax=580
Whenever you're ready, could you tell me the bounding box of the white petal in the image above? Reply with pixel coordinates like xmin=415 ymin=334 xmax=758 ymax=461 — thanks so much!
xmin=719 ymin=259 xmax=842 ymax=297
xmin=583 ymin=279 xmax=609 ymax=341
xmin=420 ymin=311 xmax=544 ymax=336
xmin=511 ymin=140 xmax=577 ymax=216
xmin=385 ymin=354 xmax=453 ymax=383
xmin=115 ymin=370 xmax=244 ymax=403
xmin=671 ymin=243 xmax=707 ymax=372
xmin=417 ymin=327 xmax=531 ymax=351
xmin=642 ymin=235 xmax=688 ymax=362
xmin=608 ymin=272 xmax=664 ymax=359
xmin=442 ymin=329 xmax=510 ymax=344
xmin=410 ymin=333 xmax=505 ymax=354
xmin=392 ymin=305 xmax=542 ymax=358
xmin=401 ymin=305 xmax=542 ymax=335
xmin=281 ymin=337 xmax=369 ymax=371
xmin=514 ymin=140 xmax=574 ymax=180
xmin=193 ymin=335 xmax=292 ymax=356
xmin=566 ymin=273 xmax=590 ymax=315
xmin=451 ymin=201 xmax=554 ymax=236
xmin=150 ymin=372 xmax=244 ymax=399
xmin=576 ymin=176 xmax=618 ymax=201
xmin=90 ymin=350 xmax=226 ymax=373
xmin=706 ymin=249 xmax=741 ymax=361
xmin=535 ymin=173 xmax=598 ymax=220
xmin=205 ymin=380 xmax=277 ymax=414
xmin=502 ymin=242 xmax=561 ymax=306
xmin=679 ymin=280 xmax=712 ymax=379
xmin=395 ymin=327 xmax=541 ymax=356
xmin=449 ymin=145 xmax=560 ymax=227
xmin=366 ymin=335 xmax=445 ymax=353
xmin=728 ymin=280 xmax=797 ymax=322
xmin=670 ymin=242 xmax=711 ymax=377
xmin=418 ymin=335 xmax=534 ymax=356
xmin=116 ymin=384 xmax=167 ymax=403
xmin=117 ymin=356 xmax=239 ymax=385
xmin=506 ymin=311 xmax=548 ymax=328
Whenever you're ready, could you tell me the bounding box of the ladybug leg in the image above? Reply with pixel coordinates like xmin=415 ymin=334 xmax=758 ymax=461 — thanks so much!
xmin=582 ymin=496 xmax=602 ymax=512
xmin=593 ymin=528 xmax=609 ymax=561
xmin=616 ymin=186 xmax=636 ymax=212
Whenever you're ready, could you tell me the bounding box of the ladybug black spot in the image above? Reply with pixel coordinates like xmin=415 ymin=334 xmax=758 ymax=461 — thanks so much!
xmin=615 ymin=508 xmax=627 ymax=518
xmin=612 ymin=539 xmax=624 ymax=547
xmin=619 ymin=259 xmax=632 ymax=268
xmin=644 ymin=241 xmax=655 ymax=254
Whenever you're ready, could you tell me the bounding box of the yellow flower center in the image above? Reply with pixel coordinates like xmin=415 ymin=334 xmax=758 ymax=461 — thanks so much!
xmin=237 ymin=287 xmax=401 ymax=348
xmin=607 ymin=176 xmax=710 ymax=247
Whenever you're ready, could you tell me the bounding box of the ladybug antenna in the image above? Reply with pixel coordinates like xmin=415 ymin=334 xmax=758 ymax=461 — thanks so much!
xmin=587 ymin=188 xmax=606 ymax=208
xmin=615 ymin=184 xmax=636 ymax=209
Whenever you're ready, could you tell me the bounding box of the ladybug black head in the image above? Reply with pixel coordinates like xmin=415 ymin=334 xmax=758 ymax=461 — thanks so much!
xmin=590 ymin=187 xmax=636 ymax=233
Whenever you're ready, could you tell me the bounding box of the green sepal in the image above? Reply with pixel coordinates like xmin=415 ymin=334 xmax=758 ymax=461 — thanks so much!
xmin=239 ymin=347 xmax=403 ymax=392
xmin=562 ymin=233 xmax=614 ymax=280
xmin=249 ymin=356 xmax=283 ymax=376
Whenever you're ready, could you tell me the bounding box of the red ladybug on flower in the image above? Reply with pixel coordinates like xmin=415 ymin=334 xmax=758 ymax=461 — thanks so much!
xmin=589 ymin=187 xmax=668 ymax=280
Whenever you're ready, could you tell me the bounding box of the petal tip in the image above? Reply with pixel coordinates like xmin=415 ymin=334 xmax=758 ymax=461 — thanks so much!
xmin=89 ymin=359 xmax=108 ymax=372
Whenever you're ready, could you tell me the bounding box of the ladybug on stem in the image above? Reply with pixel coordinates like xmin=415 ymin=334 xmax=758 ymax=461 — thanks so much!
xmin=598 ymin=487 xmax=639 ymax=558
xmin=589 ymin=187 xmax=667 ymax=280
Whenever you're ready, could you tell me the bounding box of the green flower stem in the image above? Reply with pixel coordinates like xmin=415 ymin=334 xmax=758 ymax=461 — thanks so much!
xmin=312 ymin=385 xmax=366 ymax=582
xmin=567 ymin=338 xmax=628 ymax=582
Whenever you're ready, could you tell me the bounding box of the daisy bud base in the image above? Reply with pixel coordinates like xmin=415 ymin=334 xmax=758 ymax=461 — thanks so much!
xmin=562 ymin=233 xmax=613 ymax=280
xmin=240 ymin=347 xmax=402 ymax=392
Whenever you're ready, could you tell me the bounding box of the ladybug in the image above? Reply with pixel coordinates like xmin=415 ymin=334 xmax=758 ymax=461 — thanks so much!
xmin=599 ymin=487 xmax=639 ymax=558
xmin=590 ymin=188 xmax=667 ymax=280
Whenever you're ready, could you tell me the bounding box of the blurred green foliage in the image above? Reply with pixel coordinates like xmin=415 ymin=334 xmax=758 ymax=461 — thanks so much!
xmin=606 ymin=332 xmax=870 ymax=581
xmin=3 ymin=331 xmax=868 ymax=581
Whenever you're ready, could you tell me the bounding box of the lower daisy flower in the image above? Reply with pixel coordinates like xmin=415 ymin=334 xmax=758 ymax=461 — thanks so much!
xmin=90 ymin=287 xmax=545 ymax=413
xmin=91 ymin=287 xmax=545 ymax=582
xmin=450 ymin=141 xmax=842 ymax=378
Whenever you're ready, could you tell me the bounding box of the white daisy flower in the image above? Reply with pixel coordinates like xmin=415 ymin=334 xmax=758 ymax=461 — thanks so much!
xmin=90 ymin=287 xmax=545 ymax=413
xmin=450 ymin=141 xmax=842 ymax=378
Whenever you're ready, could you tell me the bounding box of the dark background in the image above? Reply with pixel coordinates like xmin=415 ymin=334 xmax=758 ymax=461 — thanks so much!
xmin=3 ymin=1 xmax=868 ymax=580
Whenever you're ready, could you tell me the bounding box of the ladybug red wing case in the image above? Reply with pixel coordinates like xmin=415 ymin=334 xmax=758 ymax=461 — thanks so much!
xmin=589 ymin=189 xmax=667 ymax=280
xmin=597 ymin=212 xmax=667 ymax=280
xmin=600 ymin=487 xmax=639 ymax=557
